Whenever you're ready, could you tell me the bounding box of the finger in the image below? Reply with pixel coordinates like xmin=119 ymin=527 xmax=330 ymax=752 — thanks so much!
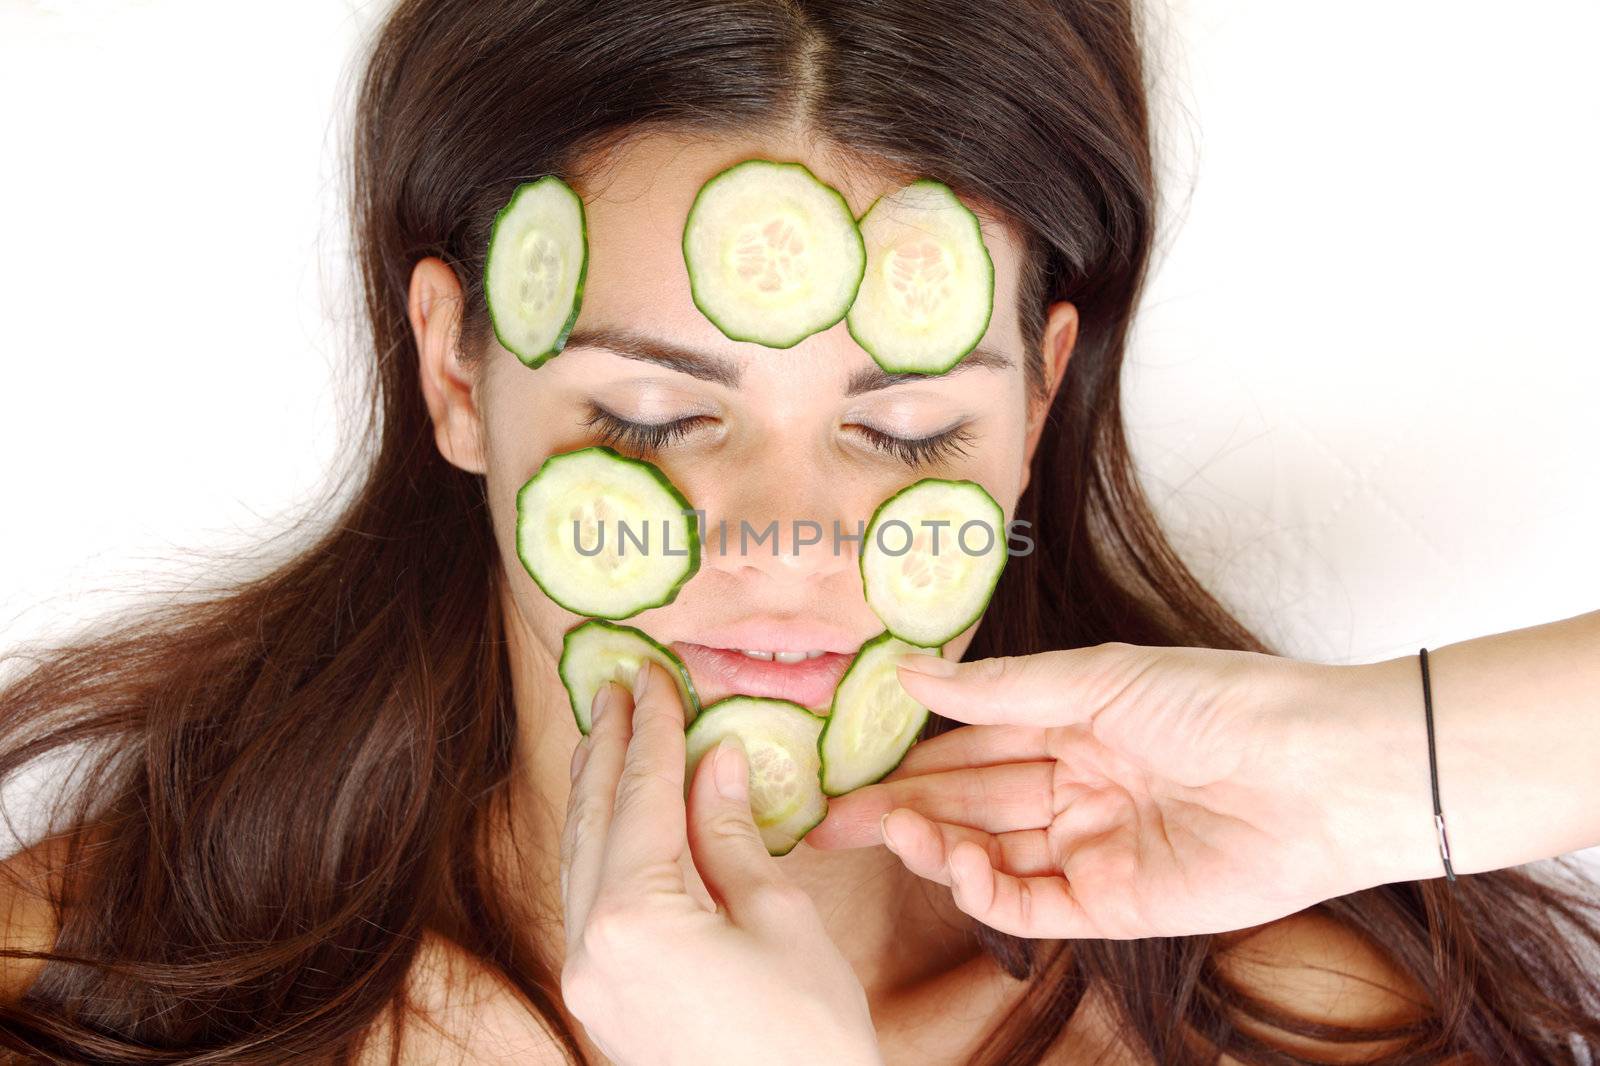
xmin=895 ymin=643 xmax=1149 ymax=727
xmin=560 ymin=680 xmax=633 ymax=933
xmin=946 ymin=840 xmax=1101 ymax=939
xmin=597 ymin=661 xmax=692 ymax=891
xmin=804 ymin=762 xmax=1055 ymax=848
xmin=686 ymin=735 xmax=799 ymax=929
xmin=879 ymin=807 xmax=1056 ymax=885
xmin=887 ymin=723 xmax=1052 ymax=779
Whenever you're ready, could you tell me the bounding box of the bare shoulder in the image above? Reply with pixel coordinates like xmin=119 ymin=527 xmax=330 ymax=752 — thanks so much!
xmin=2 ymin=840 xmax=571 ymax=1064
xmin=1048 ymin=911 xmax=1481 ymax=1066
xmin=1213 ymin=910 xmax=1438 ymax=1064
xmin=354 ymin=931 xmax=574 ymax=1065
xmin=0 ymin=833 xmax=71 ymax=1003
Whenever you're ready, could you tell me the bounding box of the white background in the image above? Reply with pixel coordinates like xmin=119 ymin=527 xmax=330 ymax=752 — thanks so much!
xmin=2 ymin=1 xmax=1597 ymax=869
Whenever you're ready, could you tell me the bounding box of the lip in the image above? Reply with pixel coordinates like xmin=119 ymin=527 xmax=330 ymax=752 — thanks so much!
xmin=672 ymin=642 xmax=855 ymax=711
xmin=680 ymin=619 xmax=863 ymax=657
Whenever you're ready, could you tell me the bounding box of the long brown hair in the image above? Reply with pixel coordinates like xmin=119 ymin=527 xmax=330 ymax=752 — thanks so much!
xmin=4 ymin=0 xmax=1599 ymax=1061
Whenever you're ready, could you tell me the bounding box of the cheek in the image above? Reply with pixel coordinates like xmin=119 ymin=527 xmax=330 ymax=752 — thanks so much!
xmin=477 ymin=360 xmax=585 ymax=536
xmin=486 ymin=478 xmax=588 ymax=670
xmin=483 ymin=465 xmax=575 ymax=660
xmin=981 ymin=427 xmax=1029 ymax=507
xmin=478 ymin=382 xmax=585 ymax=658
xmin=967 ymin=398 xmax=1033 ymax=523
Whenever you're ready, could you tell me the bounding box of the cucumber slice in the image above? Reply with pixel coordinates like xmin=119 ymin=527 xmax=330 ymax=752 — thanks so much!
xmin=685 ymin=696 xmax=827 ymax=856
xmin=818 ymin=633 xmax=941 ymax=795
xmin=485 ymin=175 xmax=588 ymax=369
xmin=515 ymin=446 xmax=699 ymax=620
xmin=861 ymin=477 xmax=1007 ymax=647
xmin=559 ymin=620 xmax=700 ymax=735
xmin=681 ymin=159 xmax=866 ymax=349
xmin=846 ymin=179 xmax=995 ymax=375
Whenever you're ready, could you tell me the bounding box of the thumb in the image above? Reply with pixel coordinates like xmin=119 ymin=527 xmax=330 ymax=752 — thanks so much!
xmin=894 ymin=642 xmax=1149 ymax=727
xmin=686 ymin=736 xmax=797 ymax=928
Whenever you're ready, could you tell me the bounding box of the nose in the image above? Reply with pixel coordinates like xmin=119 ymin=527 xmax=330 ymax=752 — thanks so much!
xmin=696 ymin=455 xmax=861 ymax=588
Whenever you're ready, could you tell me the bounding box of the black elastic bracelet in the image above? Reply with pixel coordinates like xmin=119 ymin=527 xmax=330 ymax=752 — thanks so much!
xmin=1419 ymin=647 xmax=1457 ymax=883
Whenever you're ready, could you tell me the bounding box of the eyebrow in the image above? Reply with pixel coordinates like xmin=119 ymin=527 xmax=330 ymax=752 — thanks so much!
xmin=843 ymin=345 xmax=1014 ymax=396
xmin=562 ymin=325 xmax=1013 ymax=394
xmin=563 ymin=326 xmax=741 ymax=388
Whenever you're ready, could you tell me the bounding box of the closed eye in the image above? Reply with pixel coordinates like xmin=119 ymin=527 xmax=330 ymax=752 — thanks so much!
xmin=581 ymin=404 xmax=715 ymax=454
xmin=847 ymin=422 xmax=976 ymax=469
xmin=582 ymin=402 xmax=976 ymax=470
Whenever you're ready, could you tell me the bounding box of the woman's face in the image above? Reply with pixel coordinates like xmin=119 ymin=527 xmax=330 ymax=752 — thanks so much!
xmin=425 ymin=130 xmax=1075 ymax=712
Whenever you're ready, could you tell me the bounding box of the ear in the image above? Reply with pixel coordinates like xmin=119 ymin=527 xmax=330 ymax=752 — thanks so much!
xmin=409 ymin=257 xmax=488 ymax=474
xmin=1018 ymin=300 xmax=1078 ymax=497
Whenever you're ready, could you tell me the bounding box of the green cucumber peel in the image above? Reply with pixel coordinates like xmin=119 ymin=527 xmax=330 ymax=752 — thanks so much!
xmin=859 ymin=476 xmax=1008 ymax=648
xmin=817 ymin=632 xmax=943 ymax=796
xmin=846 ymin=178 xmax=995 ymax=375
xmin=485 ymin=175 xmax=589 ymax=369
xmin=514 ymin=445 xmax=700 ymax=620
xmin=681 ymin=158 xmax=866 ymax=349
xmin=559 ymin=619 xmax=701 ymax=735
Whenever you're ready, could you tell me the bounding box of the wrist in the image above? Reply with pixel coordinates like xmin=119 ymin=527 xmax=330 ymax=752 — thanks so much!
xmin=1294 ymin=654 xmax=1447 ymax=889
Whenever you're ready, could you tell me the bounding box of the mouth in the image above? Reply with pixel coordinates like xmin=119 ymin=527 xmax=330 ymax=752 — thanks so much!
xmin=670 ymin=622 xmax=861 ymax=711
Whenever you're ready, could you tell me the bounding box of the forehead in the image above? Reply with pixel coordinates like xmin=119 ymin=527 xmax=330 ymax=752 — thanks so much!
xmin=563 ymin=130 xmax=1027 ymax=362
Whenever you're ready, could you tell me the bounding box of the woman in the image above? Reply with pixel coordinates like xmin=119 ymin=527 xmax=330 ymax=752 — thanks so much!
xmin=2 ymin=0 xmax=1598 ymax=1062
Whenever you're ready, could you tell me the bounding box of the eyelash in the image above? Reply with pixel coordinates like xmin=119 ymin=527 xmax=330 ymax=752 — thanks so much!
xmin=582 ymin=405 xmax=712 ymax=452
xmin=849 ymin=422 xmax=976 ymax=469
xmin=582 ymin=404 xmax=975 ymax=470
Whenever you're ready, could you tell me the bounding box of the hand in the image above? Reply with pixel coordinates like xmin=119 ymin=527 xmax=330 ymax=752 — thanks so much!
xmin=806 ymin=642 xmax=1435 ymax=940
xmin=559 ymin=660 xmax=882 ymax=1066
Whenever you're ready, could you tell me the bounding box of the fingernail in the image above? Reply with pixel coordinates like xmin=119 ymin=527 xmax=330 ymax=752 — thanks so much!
xmin=591 ymin=683 xmax=617 ymax=727
xmin=714 ymin=736 xmax=748 ymax=801
xmin=880 ymin=811 xmax=900 ymax=854
xmin=897 ymin=653 xmax=957 ymax=678
xmin=569 ymin=738 xmax=590 ymax=781
xmin=632 ymin=660 xmax=653 ymax=702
